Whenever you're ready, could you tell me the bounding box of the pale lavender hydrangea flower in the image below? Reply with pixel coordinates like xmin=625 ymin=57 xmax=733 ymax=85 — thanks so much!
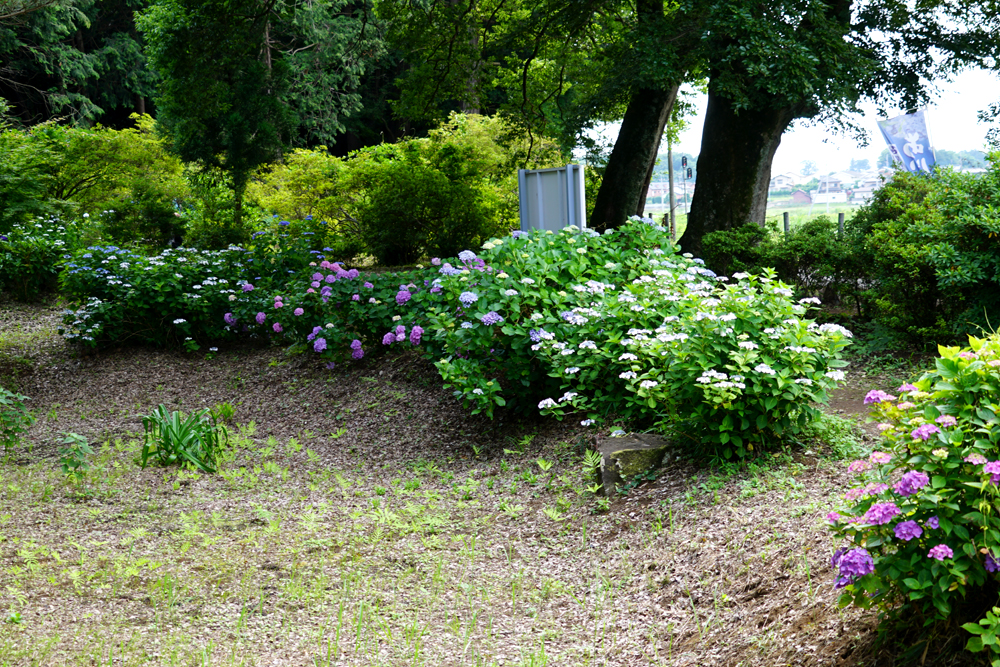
xmin=966 ymin=453 xmax=988 ymax=465
xmin=481 ymin=311 xmax=504 ymax=326
xmin=256 ymin=312 xmax=266 ymax=325
xmin=314 ymin=338 xmax=327 ymax=352
xmin=459 ymin=291 xmax=479 ymax=307
xmin=935 ymin=415 xmax=958 ymax=427
xmin=410 ymin=326 xmax=423 ymax=346
xmin=294 ymin=308 xmax=304 ymax=316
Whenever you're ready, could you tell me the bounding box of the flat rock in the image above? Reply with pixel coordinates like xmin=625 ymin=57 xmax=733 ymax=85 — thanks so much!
xmin=595 ymin=433 xmax=673 ymax=496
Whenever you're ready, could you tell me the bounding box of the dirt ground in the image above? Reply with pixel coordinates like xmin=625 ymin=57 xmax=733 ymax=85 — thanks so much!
xmin=0 ymin=297 xmax=983 ymax=666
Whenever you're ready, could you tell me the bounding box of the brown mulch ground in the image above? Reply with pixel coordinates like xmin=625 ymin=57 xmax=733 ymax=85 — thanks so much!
xmin=0 ymin=296 xmax=983 ymax=666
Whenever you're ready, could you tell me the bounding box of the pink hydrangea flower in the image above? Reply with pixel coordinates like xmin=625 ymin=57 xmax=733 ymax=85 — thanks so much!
xmin=272 ymin=322 xmax=283 ymax=333
xmin=897 ymin=383 xmax=918 ymax=392
xmin=870 ymin=452 xmax=892 ymax=464
xmin=897 ymin=401 xmax=916 ymax=410
xmin=935 ymin=415 xmax=958 ymax=427
xmin=928 ymin=544 xmax=953 ymax=560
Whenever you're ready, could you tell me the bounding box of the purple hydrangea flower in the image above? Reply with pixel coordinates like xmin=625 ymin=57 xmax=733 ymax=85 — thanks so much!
xmin=313 ymin=337 xmax=326 ymax=352
xmin=311 ymin=281 xmax=321 ymax=289
xmin=926 ymin=516 xmax=939 ymax=529
xmin=985 ymin=460 xmax=1000 ymax=484
xmin=431 ymin=258 xmax=441 ymax=266
xmin=966 ymin=453 xmax=988 ymax=465
xmin=325 ymin=274 xmax=336 ymax=283
xmin=224 ymin=313 xmax=237 ymax=326
xmin=352 ymin=348 xmax=364 ymax=360
xmin=307 ymin=326 xmax=322 ymax=342
xmin=827 ymin=512 xmax=844 ymax=523
xmin=511 ymin=230 xmax=525 ymax=239
xmin=935 ymin=415 xmax=958 ymax=427
xmin=382 ymin=332 xmax=395 ymax=346
xmin=864 ymin=389 xmax=897 ymax=404
xmin=352 ymin=294 xmax=360 ymax=301
xmin=897 ymin=383 xmax=919 ymax=392
xmin=410 ymin=326 xmax=423 ymax=346
xmin=864 ymin=502 xmax=902 ymax=525
xmin=481 ymin=311 xmax=504 ymax=326
xmin=894 ymin=520 xmax=923 ymax=541
xmin=350 ymin=339 xmax=362 ymax=350
xmin=928 ymin=544 xmax=953 ymax=561
xmin=279 ymin=220 xmax=290 ymax=227
xmin=274 ymin=301 xmax=284 ymax=309
xmin=242 ymin=283 xmax=254 ymax=292
xmin=459 ymin=291 xmax=479 ymax=307
xmin=893 ymin=470 xmax=930 ymax=497
xmin=312 ymin=272 xmax=323 ymax=281
xmin=396 ymin=290 xmax=411 ymax=305
xmin=458 ymin=250 xmax=477 ymax=263
xmin=364 ymin=281 xmax=374 ymax=289
xmin=395 ymin=325 xmax=406 ymax=342
xmin=273 ymin=322 xmax=283 ymax=333
xmin=911 ymin=424 xmax=940 ymax=441
xmin=986 ymin=554 xmax=1000 ymax=573
xmin=256 ymin=312 xmax=266 ymax=325
xmin=347 ymin=269 xmax=359 ymax=280
xmin=838 ymin=548 xmax=875 ymax=578
xmin=430 ymin=285 xmax=442 ymax=293
xmin=294 ymin=308 xmax=304 ymax=316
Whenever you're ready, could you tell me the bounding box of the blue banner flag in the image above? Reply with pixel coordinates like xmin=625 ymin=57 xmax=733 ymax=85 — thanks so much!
xmin=877 ymin=110 xmax=936 ymax=173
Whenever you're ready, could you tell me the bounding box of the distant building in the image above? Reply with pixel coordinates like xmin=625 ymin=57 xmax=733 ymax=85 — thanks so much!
xmin=769 ymin=172 xmax=800 ymax=191
xmin=816 ymin=174 xmax=844 ymax=193
xmin=812 ymin=191 xmax=848 ymax=204
xmin=790 ymin=189 xmax=812 ymax=204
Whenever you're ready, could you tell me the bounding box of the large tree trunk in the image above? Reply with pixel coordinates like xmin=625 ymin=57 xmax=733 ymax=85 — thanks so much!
xmin=678 ymin=89 xmax=797 ymax=257
xmin=588 ymin=83 xmax=679 ymax=231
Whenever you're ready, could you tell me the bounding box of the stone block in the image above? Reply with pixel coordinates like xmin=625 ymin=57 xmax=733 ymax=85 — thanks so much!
xmin=595 ymin=433 xmax=673 ymax=496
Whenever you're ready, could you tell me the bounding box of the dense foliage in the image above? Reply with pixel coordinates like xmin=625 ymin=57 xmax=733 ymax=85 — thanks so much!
xmin=846 ymin=161 xmax=1000 ymax=345
xmin=58 ymin=217 xmax=851 ymax=459
xmin=829 ymin=333 xmax=1000 ymax=657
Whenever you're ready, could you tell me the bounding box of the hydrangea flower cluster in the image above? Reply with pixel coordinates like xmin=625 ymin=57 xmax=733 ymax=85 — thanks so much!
xmin=829 ymin=333 xmax=1000 ymax=638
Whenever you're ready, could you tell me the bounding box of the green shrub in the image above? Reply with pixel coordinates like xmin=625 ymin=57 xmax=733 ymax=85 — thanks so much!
xmin=702 ymin=216 xmax=855 ymax=302
xmin=140 ymin=405 xmax=227 ymax=473
xmin=0 ymin=386 xmax=33 ymax=456
xmin=0 ymin=116 xmax=189 ymax=245
xmin=828 ymin=332 xmax=1000 ymax=658
xmin=352 ymin=141 xmax=502 ymax=265
xmin=847 ymin=161 xmax=1000 ymax=345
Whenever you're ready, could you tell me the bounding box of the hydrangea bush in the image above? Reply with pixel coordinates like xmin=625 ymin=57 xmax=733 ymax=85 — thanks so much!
xmin=0 ymin=216 xmax=91 ymax=301
xmin=828 ymin=333 xmax=1000 ymax=657
xmin=419 ymin=218 xmax=852 ymax=456
xmin=58 ymin=226 xmax=328 ymax=348
xmin=58 ymin=216 xmax=852 ymax=459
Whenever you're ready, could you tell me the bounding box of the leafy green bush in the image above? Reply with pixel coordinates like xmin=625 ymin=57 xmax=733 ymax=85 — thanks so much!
xmin=246 ymin=113 xmax=565 ymax=265
xmin=140 ymin=405 xmax=227 ymax=473
xmin=847 ymin=161 xmax=1000 ymax=345
xmin=702 ymin=216 xmax=855 ymax=301
xmin=829 ymin=333 xmax=1000 ymax=656
xmin=224 ymin=217 xmax=851 ymax=458
xmin=352 ymin=141 xmax=503 ymax=265
xmin=0 ymin=116 xmax=189 ymax=244
xmin=0 ymin=386 xmax=33 ymax=456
